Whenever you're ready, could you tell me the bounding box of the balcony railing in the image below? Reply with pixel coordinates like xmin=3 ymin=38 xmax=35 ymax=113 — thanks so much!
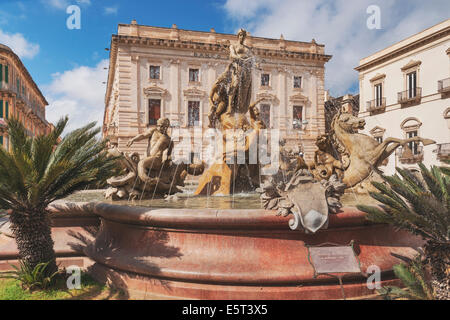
xmin=438 ymin=78 xmax=450 ymax=94
xmin=435 ymin=143 xmax=450 ymax=161
xmin=397 ymin=146 xmax=424 ymax=164
xmin=398 ymin=87 xmax=422 ymax=104
xmin=366 ymin=98 xmax=386 ymax=113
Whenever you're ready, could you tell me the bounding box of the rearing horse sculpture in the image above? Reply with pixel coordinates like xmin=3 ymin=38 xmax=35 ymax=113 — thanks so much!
xmin=330 ymin=111 xmax=435 ymax=188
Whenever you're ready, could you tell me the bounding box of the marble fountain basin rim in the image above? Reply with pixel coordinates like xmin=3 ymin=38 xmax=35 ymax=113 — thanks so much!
xmin=58 ymin=202 xmax=423 ymax=299
xmin=49 ymin=201 xmax=372 ymax=230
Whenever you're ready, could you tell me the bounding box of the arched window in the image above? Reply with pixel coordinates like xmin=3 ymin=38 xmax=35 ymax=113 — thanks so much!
xmin=400 ymin=117 xmax=423 ymax=157
xmin=444 ymin=107 xmax=450 ymax=120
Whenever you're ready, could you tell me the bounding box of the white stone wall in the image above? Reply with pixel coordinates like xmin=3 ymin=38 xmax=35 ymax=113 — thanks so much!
xmin=358 ymin=22 xmax=450 ymax=175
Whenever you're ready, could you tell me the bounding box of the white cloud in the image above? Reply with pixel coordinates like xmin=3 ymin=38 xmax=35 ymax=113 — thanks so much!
xmin=223 ymin=0 xmax=450 ymax=96
xmin=44 ymin=59 xmax=108 ymax=134
xmin=104 ymin=6 xmax=118 ymax=15
xmin=41 ymin=0 xmax=91 ymax=10
xmin=0 ymin=29 xmax=39 ymax=59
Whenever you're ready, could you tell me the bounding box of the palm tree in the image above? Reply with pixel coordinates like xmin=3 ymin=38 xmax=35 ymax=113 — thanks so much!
xmin=357 ymin=163 xmax=449 ymax=300
xmin=0 ymin=117 xmax=117 ymax=275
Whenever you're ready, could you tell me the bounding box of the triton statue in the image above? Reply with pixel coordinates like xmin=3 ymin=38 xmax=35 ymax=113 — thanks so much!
xmin=105 ymin=118 xmax=204 ymax=200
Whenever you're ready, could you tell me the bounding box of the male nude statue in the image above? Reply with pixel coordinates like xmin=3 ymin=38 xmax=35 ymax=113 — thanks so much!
xmin=208 ymin=65 xmax=231 ymax=128
xmin=126 ymin=118 xmax=173 ymax=181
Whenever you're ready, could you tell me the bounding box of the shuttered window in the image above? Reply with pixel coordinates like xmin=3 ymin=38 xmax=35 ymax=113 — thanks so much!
xmin=5 ymin=101 xmax=8 ymax=119
xmin=0 ymin=100 xmax=3 ymax=118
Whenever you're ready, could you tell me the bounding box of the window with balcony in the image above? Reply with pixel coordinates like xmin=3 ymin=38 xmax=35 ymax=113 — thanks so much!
xmin=407 ymin=72 xmax=417 ymax=99
xmin=189 ymin=68 xmax=199 ymax=82
xmin=407 ymin=130 xmax=419 ymax=155
xmin=188 ymin=101 xmax=200 ymax=127
xmin=368 ymin=74 xmax=386 ymax=113
xmin=293 ymin=105 xmax=303 ymax=129
xmin=149 ymin=66 xmax=160 ymax=80
xmin=293 ymin=76 xmax=302 ymax=89
xmin=148 ymin=99 xmax=161 ymax=125
xmin=261 ymin=74 xmax=270 ymax=87
xmin=398 ymin=118 xmax=423 ymax=164
xmin=375 ymin=84 xmax=383 ymax=106
xmin=398 ymin=67 xmax=422 ymax=105
xmin=260 ymin=104 xmax=271 ymax=128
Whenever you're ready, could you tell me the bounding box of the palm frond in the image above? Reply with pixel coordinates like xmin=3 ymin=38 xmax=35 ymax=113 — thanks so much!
xmin=358 ymin=163 xmax=449 ymax=244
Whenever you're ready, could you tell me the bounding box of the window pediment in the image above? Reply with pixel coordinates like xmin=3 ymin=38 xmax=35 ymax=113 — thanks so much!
xmin=183 ymin=87 xmax=207 ymax=98
xmin=257 ymin=92 xmax=279 ymax=104
xmin=401 ymin=60 xmax=421 ymax=71
xmin=370 ymin=126 xmax=386 ymax=136
xmin=370 ymin=73 xmax=386 ymax=82
xmin=143 ymin=86 xmax=169 ymax=97
xmin=401 ymin=117 xmax=422 ymax=130
xmin=289 ymin=93 xmax=308 ymax=103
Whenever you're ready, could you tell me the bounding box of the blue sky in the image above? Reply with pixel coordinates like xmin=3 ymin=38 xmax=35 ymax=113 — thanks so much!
xmin=0 ymin=0 xmax=449 ymax=130
xmin=0 ymin=0 xmax=228 ymax=85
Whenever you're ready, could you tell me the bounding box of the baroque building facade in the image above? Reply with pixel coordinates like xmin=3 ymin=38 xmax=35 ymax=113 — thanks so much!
xmin=0 ymin=44 xmax=52 ymax=150
xmin=357 ymin=19 xmax=450 ymax=175
xmin=103 ymin=21 xmax=331 ymax=162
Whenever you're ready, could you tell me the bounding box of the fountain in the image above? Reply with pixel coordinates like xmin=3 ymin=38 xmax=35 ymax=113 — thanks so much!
xmin=58 ymin=29 xmax=437 ymax=299
xmin=105 ymin=118 xmax=205 ymax=200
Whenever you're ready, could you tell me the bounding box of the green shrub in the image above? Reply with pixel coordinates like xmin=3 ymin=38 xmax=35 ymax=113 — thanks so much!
xmin=0 ymin=260 xmax=60 ymax=291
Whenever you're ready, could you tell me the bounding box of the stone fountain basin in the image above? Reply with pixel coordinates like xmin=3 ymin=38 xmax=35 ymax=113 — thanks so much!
xmin=65 ymin=202 xmax=423 ymax=299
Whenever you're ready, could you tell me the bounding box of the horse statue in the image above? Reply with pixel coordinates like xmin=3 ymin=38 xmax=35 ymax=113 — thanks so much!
xmin=329 ymin=111 xmax=435 ymax=188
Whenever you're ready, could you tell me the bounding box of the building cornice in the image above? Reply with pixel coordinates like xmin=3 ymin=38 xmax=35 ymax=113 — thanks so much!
xmin=0 ymin=46 xmax=49 ymax=106
xmin=110 ymin=35 xmax=332 ymax=63
xmin=355 ymin=25 xmax=450 ymax=72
